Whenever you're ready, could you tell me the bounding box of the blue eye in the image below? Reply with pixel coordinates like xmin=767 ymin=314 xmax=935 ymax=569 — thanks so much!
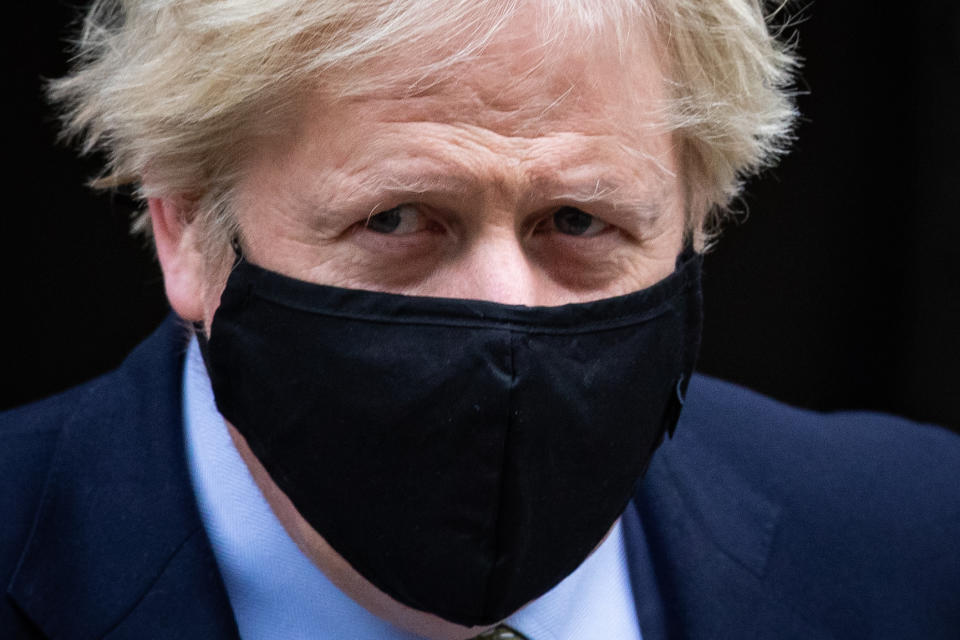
xmin=367 ymin=208 xmax=401 ymax=233
xmin=553 ymin=207 xmax=607 ymax=237
xmin=365 ymin=205 xmax=422 ymax=234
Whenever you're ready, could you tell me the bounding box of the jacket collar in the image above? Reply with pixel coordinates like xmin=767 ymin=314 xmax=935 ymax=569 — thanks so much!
xmin=625 ymin=436 xmax=781 ymax=640
xmin=624 ymin=377 xmax=828 ymax=640
xmin=7 ymin=316 xmax=238 ymax=640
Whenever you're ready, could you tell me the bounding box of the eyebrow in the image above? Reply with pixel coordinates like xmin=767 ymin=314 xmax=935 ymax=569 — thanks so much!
xmin=528 ymin=175 xmax=667 ymax=224
xmin=356 ymin=171 xmax=475 ymax=199
xmin=354 ymin=168 xmax=664 ymax=208
xmin=332 ymin=153 xmax=671 ymax=231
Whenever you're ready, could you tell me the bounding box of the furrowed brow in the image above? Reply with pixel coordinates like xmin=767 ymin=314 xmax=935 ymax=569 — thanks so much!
xmin=356 ymin=172 xmax=477 ymax=198
xmin=529 ymin=175 xmax=668 ymax=225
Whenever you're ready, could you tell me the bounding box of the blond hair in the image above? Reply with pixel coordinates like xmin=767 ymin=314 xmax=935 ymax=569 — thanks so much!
xmin=50 ymin=0 xmax=798 ymax=257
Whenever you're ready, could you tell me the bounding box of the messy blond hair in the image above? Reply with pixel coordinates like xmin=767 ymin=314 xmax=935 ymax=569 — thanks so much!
xmin=51 ymin=0 xmax=798 ymax=258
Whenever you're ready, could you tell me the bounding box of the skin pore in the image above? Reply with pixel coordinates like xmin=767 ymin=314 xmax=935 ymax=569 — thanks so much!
xmin=150 ymin=5 xmax=686 ymax=640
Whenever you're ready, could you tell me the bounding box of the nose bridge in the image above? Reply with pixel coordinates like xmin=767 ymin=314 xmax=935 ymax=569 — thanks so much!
xmin=457 ymin=227 xmax=539 ymax=306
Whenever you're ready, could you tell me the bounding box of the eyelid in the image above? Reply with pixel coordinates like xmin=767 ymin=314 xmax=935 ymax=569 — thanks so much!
xmin=361 ymin=202 xmax=449 ymax=236
xmin=529 ymin=207 xmax=614 ymax=238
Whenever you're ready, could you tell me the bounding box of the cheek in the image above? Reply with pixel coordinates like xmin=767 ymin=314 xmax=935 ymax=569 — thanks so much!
xmin=596 ymin=214 xmax=687 ymax=295
xmin=546 ymin=245 xmax=680 ymax=297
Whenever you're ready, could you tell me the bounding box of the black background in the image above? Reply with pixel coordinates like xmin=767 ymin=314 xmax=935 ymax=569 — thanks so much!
xmin=3 ymin=2 xmax=958 ymax=433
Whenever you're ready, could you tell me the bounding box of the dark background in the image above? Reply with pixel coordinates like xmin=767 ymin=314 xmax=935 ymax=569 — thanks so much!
xmin=3 ymin=2 xmax=958 ymax=433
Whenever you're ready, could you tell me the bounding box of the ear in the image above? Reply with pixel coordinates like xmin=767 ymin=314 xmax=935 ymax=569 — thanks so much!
xmin=149 ymin=197 xmax=207 ymax=323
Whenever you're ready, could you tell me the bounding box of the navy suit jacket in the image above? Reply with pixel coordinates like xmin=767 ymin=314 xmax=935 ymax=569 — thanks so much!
xmin=3 ymin=317 xmax=959 ymax=639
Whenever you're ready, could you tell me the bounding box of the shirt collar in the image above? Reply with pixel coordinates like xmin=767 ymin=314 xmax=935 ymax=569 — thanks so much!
xmin=183 ymin=336 xmax=642 ymax=640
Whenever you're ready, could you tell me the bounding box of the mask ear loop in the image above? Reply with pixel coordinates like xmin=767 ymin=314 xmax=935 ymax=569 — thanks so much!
xmin=193 ymin=236 xmax=244 ymax=341
xmin=676 ymin=242 xmax=698 ymax=267
xmin=230 ymin=236 xmax=244 ymax=267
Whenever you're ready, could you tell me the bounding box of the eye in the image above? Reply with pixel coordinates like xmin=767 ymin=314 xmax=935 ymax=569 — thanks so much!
xmin=550 ymin=207 xmax=610 ymax=237
xmin=365 ymin=204 xmax=425 ymax=235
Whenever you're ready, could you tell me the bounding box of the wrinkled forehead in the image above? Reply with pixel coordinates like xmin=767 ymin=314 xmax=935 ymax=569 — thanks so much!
xmin=315 ymin=1 xmax=669 ymax=135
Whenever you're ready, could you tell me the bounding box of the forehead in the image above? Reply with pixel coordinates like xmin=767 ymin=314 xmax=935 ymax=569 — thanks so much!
xmin=311 ymin=4 xmax=670 ymax=140
xmin=239 ymin=5 xmax=677 ymax=217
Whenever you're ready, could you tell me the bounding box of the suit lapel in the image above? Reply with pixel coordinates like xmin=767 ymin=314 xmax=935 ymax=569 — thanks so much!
xmin=628 ymin=441 xmax=778 ymax=640
xmin=624 ymin=404 xmax=827 ymax=639
xmin=7 ymin=317 xmax=238 ymax=640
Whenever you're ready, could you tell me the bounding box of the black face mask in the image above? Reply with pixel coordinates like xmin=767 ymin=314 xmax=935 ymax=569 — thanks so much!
xmin=198 ymin=249 xmax=703 ymax=627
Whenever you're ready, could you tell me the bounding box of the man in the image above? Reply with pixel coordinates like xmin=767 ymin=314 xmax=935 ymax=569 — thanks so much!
xmin=2 ymin=1 xmax=958 ymax=638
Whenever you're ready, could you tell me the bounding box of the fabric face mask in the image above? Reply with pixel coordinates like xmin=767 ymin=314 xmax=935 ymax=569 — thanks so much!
xmin=198 ymin=248 xmax=703 ymax=627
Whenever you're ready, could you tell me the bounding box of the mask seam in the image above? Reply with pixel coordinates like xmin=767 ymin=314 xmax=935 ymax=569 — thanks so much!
xmin=481 ymin=329 xmax=517 ymax=619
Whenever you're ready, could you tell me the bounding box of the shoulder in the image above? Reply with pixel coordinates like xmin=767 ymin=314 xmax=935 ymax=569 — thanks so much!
xmin=0 ymin=382 xmax=107 ymax=555
xmin=0 ymin=378 xmax=114 ymax=635
xmin=679 ymin=373 xmax=960 ymax=507
xmin=0 ymin=317 xmax=190 ymax=525
xmin=648 ymin=373 xmax=960 ymax=636
xmin=0 ymin=317 xmax=191 ymax=634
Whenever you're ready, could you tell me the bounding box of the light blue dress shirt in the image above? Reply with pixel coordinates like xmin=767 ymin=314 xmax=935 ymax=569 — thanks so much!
xmin=183 ymin=337 xmax=643 ymax=640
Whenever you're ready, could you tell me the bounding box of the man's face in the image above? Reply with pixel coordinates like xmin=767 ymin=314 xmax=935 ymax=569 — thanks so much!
xmin=153 ymin=10 xmax=685 ymax=639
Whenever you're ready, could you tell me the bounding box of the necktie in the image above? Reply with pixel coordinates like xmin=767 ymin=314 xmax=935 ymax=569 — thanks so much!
xmin=471 ymin=625 xmax=529 ymax=639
